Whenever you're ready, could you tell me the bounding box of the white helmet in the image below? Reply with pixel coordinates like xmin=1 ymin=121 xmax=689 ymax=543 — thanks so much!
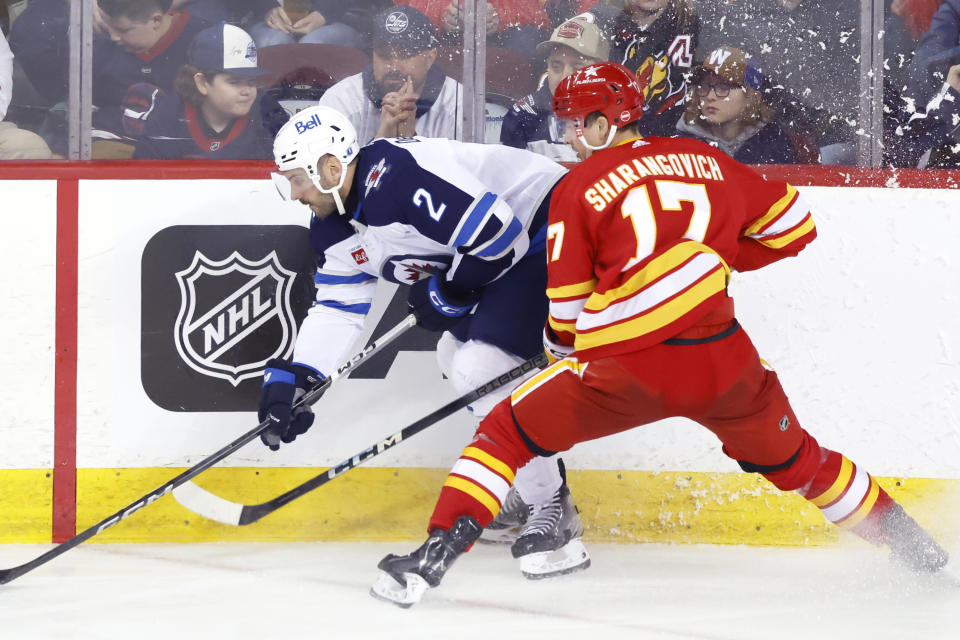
xmin=272 ymin=105 xmax=360 ymax=214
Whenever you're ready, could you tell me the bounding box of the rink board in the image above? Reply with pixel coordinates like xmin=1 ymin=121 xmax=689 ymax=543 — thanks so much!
xmin=0 ymin=163 xmax=959 ymax=545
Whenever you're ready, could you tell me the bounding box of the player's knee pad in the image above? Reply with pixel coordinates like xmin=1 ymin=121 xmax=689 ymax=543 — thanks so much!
xmin=738 ymin=430 xmax=823 ymax=491
xmin=449 ymin=340 xmax=526 ymax=420
xmin=474 ymin=401 xmax=538 ymax=471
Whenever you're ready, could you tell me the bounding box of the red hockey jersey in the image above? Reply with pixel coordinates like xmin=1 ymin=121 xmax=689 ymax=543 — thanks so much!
xmin=545 ymin=136 xmax=816 ymax=361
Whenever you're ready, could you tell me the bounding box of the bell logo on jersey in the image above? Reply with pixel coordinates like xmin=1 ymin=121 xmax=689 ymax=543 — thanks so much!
xmin=173 ymin=250 xmax=298 ymax=386
xmin=351 ymin=248 xmax=369 ymax=264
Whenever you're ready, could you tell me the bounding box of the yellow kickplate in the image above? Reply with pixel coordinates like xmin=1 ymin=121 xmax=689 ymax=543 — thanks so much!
xmin=64 ymin=468 xmax=959 ymax=546
xmin=0 ymin=469 xmax=52 ymax=543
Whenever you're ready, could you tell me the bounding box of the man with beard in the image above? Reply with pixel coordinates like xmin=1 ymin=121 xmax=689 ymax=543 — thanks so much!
xmin=319 ymin=5 xmax=462 ymax=143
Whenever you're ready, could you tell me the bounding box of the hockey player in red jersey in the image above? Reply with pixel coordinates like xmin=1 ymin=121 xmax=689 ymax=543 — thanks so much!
xmin=370 ymin=61 xmax=949 ymax=607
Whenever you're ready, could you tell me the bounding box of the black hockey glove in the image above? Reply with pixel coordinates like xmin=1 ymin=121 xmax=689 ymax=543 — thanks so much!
xmin=407 ymin=275 xmax=479 ymax=332
xmin=258 ymin=359 xmax=324 ymax=451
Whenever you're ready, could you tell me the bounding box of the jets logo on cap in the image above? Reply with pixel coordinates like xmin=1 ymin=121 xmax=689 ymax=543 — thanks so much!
xmin=385 ymin=11 xmax=409 ymax=34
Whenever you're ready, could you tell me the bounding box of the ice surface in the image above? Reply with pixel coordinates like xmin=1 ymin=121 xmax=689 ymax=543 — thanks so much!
xmin=0 ymin=541 xmax=957 ymax=639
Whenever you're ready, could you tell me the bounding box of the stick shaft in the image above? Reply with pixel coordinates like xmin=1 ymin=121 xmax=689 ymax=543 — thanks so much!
xmin=239 ymin=353 xmax=548 ymax=524
xmin=0 ymin=316 xmax=417 ymax=585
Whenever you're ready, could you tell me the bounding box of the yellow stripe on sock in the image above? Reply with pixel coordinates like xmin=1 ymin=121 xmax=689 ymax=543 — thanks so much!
xmin=461 ymin=447 xmax=516 ymax=484
xmin=444 ymin=475 xmax=500 ymax=518
xmin=836 ymin=478 xmax=880 ymax=529
xmin=809 ymin=456 xmax=853 ymax=507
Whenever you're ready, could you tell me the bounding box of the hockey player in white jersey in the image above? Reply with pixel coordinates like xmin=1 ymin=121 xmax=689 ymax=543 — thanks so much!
xmin=260 ymin=104 xmax=590 ymax=578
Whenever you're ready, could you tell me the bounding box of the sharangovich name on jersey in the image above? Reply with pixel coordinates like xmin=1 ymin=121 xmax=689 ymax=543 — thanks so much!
xmin=141 ymin=225 xmax=316 ymax=412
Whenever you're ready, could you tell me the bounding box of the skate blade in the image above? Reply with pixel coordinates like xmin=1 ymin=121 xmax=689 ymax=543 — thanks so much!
xmin=478 ymin=527 xmax=520 ymax=545
xmin=369 ymin=570 xmax=429 ymax=608
xmin=519 ymin=539 xmax=591 ymax=580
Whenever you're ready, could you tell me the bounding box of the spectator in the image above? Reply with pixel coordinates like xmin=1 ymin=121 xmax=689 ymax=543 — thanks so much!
xmin=7 ymin=0 xmax=70 ymax=105
xmin=94 ymin=0 xmax=209 ymax=140
xmin=246 ymin=0 xmax=365 ymax=50
xmin=676 ymin=46 xmax=798 ymax=164
xmin=1 ymin=27 xmax=52 ymax=159
xmin=133 ymin=23 xmax=287 ymax=159
xmin=696 ymin=0 xmax=858 ymax=164
xmin=592 ymin=0 xmax=699 ymax=137
xmin=399 ymin=1 xmax=551 ymax=61
xmin=318 ymin=5 xmax=462 ymax=143
xmin=500 ymin=11 xmax=609 ymax=161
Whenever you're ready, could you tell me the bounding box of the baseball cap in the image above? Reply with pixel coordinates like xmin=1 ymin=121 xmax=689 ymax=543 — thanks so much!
xmin=536 ymin=13 xmax=610 ymax=62
xmin=372 ymin=7 xmax=439 ymax=56
xmin=697 ymin=46 xmax=765 ymax=91
xmin=187 ymin=23 xmax=270 ymax=78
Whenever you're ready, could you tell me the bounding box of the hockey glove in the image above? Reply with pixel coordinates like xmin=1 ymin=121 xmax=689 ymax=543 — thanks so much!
xmin=543 ymin=325 xmax=575 ymax=364
xmin=407 ymin=275 xmax=479 ymax=332
xmin=258 ymin=359 xmax=324 ymax=451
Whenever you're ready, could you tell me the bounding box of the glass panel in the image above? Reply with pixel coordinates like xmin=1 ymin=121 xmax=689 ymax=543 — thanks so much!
xmin=494 ymin=1 xmax=865 ymax=167
xmin=81 ymin=1 xmax=391 ymax=160
xmin=884 ymin=0 xmax=959 ymax=169
xmin=2 ymin=0 xmax=64 ymax=160
xmin=696 ymin=0 xmax=862 ymax=166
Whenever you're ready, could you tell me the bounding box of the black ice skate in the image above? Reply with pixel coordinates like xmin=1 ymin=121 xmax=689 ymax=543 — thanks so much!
xmin=510 ymin=483 xmax=591 ymax=579
xmin=879 ymin=504 xmax=949 ymax=572
xmin=370 ymin=515 xmax=483 ymax=608
xmin=479 ymin=487 xmax=529 ymax=545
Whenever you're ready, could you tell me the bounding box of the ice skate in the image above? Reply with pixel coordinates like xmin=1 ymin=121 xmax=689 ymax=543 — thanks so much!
xmin=479 ymin=487 xmax=529 ymax=545
xmin=370 ymin=515 xmax=483 ymax=608
xmin=510 ymin=483 xmax=590 ymax=579
xmin=878 ymin=504 xmax=949 ymax=573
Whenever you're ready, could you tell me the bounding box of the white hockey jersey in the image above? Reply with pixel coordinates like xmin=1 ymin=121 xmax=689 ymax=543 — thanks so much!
xmin=319 ymin=67 xmax=463 ymax=145
xmin=293 ymin=137 xmax=567 ymax=376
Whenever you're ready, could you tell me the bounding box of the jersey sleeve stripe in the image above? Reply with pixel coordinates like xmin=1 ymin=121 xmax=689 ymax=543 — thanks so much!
xmin=752 ymin=214 xmax=816 ymax=250
xmin=747 ymin=191 xmax=810 ymax=238
xmin=450 ymin=191 xmax=498 ymax=247
xmin=744 ymin=184 xmax=798 ymax=236
xmin=313 ymin=271 xmax=377 ymax=286
xmin=577 ymin=252 xmax=725 ymax=331
xmin=574 ymin=265 xmax=728 ymax=351
xmin=315 ymin=300 xmax=372 ymax=316
xmin=547 ymin=279 xmax=598 ymax=299
xmin=473 ymin=216 xmax=524 ymax=259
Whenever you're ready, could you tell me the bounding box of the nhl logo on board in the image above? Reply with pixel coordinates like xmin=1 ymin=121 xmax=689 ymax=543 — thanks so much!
xmin=173 ymin=250 xmax=297 ymax=386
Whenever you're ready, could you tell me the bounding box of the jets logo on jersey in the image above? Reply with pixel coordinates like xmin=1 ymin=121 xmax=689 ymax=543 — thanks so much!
xmin=365 ymin=158 xmax=390 ymax=196
xmin=209 ymin=141 xmax=222 ymax=152
xmin=174 ymin=250 xmax=297 ymax=386
xmin=381 ymin=254 xmax=450 ymax=285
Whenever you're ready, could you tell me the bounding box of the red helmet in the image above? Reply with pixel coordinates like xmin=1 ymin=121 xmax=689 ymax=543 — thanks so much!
xmin=552 ymin=61 xmax=645 ymax=130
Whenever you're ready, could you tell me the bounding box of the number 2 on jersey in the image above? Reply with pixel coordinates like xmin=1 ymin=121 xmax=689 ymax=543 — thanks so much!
xmin=413 ymin=188 xmax=447 ymax=221
xmin=547 ymin=180 xmax=712 ymax=266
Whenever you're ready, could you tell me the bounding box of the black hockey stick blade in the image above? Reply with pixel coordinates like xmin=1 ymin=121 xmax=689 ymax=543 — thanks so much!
xmin=173 ymin=352 xmax=550 ymax=526
xmin=0 ymin=316 xmax=417 ymax=585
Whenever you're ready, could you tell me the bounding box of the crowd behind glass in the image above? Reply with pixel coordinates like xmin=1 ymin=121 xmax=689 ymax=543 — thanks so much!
xmin=0 ymin=0 xmax=956 ymax=169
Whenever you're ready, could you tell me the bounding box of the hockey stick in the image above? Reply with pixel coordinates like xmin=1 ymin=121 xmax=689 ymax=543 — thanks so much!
xmin=0 ymin=315 xmax=417 ymax=585
xmin=172 ymin=352 xmax=550 ymax=526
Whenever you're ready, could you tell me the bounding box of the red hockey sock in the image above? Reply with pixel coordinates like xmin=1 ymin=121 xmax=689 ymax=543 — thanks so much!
xmin=428 ymin=402 xmax=535 ymax=532
xmin=799 ymin=449 xmax=895 ymax=546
